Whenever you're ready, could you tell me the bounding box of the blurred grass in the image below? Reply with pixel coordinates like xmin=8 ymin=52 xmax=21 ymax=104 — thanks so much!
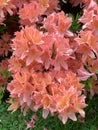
xmin=0 ymin=94 xmax=98 ymax=130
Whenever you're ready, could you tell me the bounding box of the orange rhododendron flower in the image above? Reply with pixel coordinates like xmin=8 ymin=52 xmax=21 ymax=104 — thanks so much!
xmin=43 ymin=11 xmax=72 ymax=36
xmin=0 ymin=0 xmax=15 ymax=24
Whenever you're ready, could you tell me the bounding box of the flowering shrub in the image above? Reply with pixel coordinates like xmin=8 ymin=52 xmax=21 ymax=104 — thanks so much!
xmin=0 ymin=0 xmax=98 ymax=128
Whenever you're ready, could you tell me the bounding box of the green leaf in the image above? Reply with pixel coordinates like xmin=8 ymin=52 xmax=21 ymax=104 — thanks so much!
xmin=0 ymin=25 xmax=8 ymax=35
xmin=90 ymin=126 xmax=96 ymax=130
xmin=96 ymin=69 xmax=98 ymax=72
xmin=69 ymin=13 xmax=82 ymax=32
xmin=0 ymin=87 xmax=5 ymax=101
xmin=81 ymin=77 xmax=93 ymax=88
xmin=0 ymin=69 xmax=11 ymax=79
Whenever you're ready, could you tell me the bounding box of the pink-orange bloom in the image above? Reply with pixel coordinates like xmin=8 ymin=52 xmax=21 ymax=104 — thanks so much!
xmin=0 ymin=0 xmax=15 ymax=24
xmin=0 ymin=32 xmax=12 ymax=56
xmin=19 ymin=1 xmax=46 ymax=25
xmin=12 ymin=26 xmax=44 ymax=62
xmin=7 ymin=99 xmax=19 ymax=112
xmin=75 ymin=30 xmax=98 ymax=52
xmin=43 ymin=11 xmax=72 ymax=36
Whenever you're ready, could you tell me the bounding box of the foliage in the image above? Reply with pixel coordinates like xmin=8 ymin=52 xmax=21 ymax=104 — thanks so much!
xmin=0 ymin=69 xmax=11 ymax=79
xmin=81 ymin=77 xmax=93 ymax=89
xmin=0 ymin=25 xmax=8 ymax=35
xmin=69 ymin=13 xmax=82 ymax=32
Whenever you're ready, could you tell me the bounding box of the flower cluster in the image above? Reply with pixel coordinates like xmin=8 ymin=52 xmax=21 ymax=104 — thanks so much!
xmin=7 ymin=4 xmax=87 ymax=124
xmin=18 ymin=0 xmax=59 ymax=25
xmin=75 ymin=0 xmax=98 ymax=97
